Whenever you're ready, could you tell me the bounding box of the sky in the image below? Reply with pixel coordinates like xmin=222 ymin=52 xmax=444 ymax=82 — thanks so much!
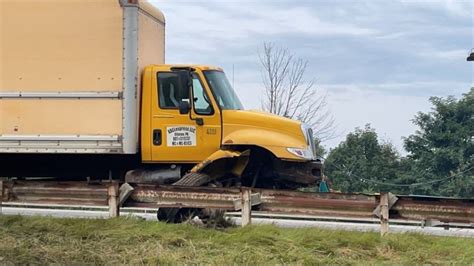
xmin=151 ymin=0 xmax=474 ymax=153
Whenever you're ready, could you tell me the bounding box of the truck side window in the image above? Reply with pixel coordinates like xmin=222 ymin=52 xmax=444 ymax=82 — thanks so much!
xmin=192 ymin=74 xmax=213 ymax=115
xmin=157 ymin=72 xmax=188 ymax=109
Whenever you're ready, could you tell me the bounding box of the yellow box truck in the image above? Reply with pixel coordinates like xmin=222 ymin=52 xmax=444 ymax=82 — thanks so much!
xmin=0 ymin=0 xmax=322 ymax=189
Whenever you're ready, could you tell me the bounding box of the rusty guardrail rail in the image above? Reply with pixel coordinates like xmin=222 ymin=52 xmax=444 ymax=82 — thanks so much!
xmin=1 ymin=180 xmax=473 ymax=234
xmin=257 ymin=189 xmax=378 ymax=218
xmin=0 ymin=180 xmax=119 ymax=217
xmin=126 ymin=185 xmax=256 ymax=210
xmin=256 ymin=189 xmax=474 ymax=224
xmin=392 ymin=195 xmax=474 ymax=224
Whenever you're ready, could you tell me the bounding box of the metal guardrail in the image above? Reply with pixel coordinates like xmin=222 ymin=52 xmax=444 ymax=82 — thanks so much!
xmin=392 ymin=195 xmax=474 ymax=224
xmin=0 ymin=181 xmax=119 ymax=217
xmin=1 ymin=181 xmax=473 ymax=234
xmin=128 ymin=185 xmax=246 ymax=209
xmin=258 ymin=189 xmax=377 ymax=218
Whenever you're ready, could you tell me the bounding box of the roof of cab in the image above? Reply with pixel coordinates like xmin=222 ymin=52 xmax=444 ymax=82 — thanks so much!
xmin=150 ymin=64 xmax=224 ymax=71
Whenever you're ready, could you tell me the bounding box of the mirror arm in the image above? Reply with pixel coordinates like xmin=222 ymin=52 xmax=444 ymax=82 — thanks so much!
xmin=188 ymin=101 xmax=204 ymax=125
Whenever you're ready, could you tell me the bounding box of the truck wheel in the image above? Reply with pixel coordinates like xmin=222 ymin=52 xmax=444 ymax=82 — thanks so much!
xmin=172 ymin=172 xmax=211 ymax=186
xmin=157 ymin=208 xmax=179 ymax=222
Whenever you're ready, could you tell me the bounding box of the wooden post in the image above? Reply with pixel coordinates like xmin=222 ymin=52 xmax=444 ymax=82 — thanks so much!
xmin=0 ymin=180 xmax=3 ymax=215
xmin=380 ymin=192 xmax=389 ymax=236
xmin=241 ymin=188 xmax=252 ymax=227
xmin=108 ymin=182 xmax=119 ymax=218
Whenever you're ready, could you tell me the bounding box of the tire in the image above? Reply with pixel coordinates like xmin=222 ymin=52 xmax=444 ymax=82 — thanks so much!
xmin=172 ymin=172 xmax=211 ymax=186
xmin=157 ymin=208 xmax=179 ymax=222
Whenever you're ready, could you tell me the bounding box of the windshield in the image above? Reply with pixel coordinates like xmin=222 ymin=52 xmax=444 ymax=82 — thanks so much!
xmin=203 ymin=70 xmax=244 ymax=110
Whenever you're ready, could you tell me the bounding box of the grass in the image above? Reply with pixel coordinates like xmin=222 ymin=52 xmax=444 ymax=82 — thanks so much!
xmin=0 ymin=215 xmax=473 ymax=264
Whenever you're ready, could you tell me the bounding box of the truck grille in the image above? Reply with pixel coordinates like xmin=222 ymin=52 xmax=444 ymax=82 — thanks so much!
xmin=306 ymin=128 xmax=317 ymax=159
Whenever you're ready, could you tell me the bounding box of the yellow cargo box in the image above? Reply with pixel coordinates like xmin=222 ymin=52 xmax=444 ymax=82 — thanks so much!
xmin=0 ymin=0 xmax=165 ymax=154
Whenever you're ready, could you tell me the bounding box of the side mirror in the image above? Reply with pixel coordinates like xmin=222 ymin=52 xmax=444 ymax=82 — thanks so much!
xmin=175 ymin=70 xmax=192 ymax=91
xmin=178 ymin=100 xmax=191 ymax=114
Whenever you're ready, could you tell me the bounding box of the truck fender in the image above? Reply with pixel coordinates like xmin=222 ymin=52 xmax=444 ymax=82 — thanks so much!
xmin=190 ymin=149 xmax=250 ymax=178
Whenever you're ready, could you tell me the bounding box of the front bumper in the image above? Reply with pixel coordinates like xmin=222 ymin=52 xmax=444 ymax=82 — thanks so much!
xmin=273 ymin=159 xmax=323 ymax=185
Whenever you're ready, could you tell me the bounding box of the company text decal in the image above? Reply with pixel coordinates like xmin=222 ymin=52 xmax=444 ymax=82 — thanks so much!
xmin=166 ymin=126 xmax=196 ymax=147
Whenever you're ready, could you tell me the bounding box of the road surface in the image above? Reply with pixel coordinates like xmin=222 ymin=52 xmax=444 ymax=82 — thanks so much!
xmin=1 ymin=205 xmax=472 ymax=238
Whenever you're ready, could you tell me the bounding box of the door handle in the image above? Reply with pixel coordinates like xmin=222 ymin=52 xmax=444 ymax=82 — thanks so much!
xmin=153 ymin=129 xmax=162 ymax=145
xmin=195 ymin=117 xmax=204 ymax=126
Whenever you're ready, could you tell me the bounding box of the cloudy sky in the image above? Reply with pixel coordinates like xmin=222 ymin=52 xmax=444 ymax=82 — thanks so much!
xmin=151 ymin=0 xmax=473 ymax=153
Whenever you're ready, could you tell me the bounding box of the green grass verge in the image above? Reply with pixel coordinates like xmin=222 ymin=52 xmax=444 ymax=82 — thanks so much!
xmin=0 ymin=215 xmax=473 ymax=264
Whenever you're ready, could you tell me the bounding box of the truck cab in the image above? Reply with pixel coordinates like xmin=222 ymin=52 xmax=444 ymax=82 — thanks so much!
xmin=139 ymin=65 xmax=322 ymax=188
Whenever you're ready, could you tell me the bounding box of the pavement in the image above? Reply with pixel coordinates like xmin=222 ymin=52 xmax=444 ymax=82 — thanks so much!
xmin=1 ymin=205 xmax=473 ymax=238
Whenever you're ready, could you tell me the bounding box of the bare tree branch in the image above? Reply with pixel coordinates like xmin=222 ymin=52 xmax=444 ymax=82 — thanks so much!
xmin=258 ymin=42 xmax=336 ymax=142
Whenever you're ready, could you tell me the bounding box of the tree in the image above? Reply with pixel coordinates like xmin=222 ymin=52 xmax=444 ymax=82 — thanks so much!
xmin=258 ymin=42 xmax=336 ymax=142
xmin=314 ymin=138 xmax=327 ymax=159
xmin=403 ymin=88 xmax=474 ymax=197
xmin=324 ymin=89 xmax=473 ymax=197
xmin=324 ymin=125 xmax=403 ymax=193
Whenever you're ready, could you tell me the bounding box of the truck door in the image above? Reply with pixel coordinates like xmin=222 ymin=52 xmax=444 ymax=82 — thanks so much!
xmin=149 ymin=66 xmax=222 ymax=163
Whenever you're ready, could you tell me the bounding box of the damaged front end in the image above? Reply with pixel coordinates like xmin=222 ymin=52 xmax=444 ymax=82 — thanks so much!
xmin=189 ymin=149 xmax=250 ymax=178
xmin=172 ymin=149 xmax=251 ymax=187
xmin=174 ymin=147 xmax=325 ymax=190
xmin=271 ymin=159 xmax=324 ymax=188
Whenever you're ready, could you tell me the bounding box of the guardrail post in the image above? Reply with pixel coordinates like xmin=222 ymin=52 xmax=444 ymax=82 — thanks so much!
xmin=380 ymin=192 xmax=389 ymax=236
xmin=108 ymin=182 xmax=119 ymax=218
xmin=0 ymin=180 xmax=3 ymax=215
xmin=119 ymin=183 xmax=134 ymax=207
xmin=241 ymin=188 xmax=252 ymax=227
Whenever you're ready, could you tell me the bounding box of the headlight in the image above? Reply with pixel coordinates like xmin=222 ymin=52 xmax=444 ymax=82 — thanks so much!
xmin=287 ymin=147 xmax=314 ymax=160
